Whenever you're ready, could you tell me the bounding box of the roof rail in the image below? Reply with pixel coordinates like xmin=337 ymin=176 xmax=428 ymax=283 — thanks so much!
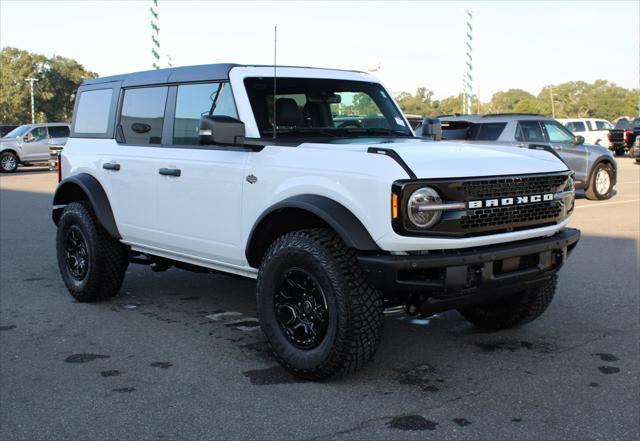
xmin=435 ymin=113 xmax=479 ymax=118
xmin=482 ymin=113 xmax=544 ymax=117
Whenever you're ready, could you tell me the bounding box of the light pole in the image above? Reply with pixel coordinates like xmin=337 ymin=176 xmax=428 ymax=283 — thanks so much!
xmin=150 ymin=0 xmax=160 ymax=69
xmin=25 ymin=78 xmax=38 ymax=124
xmin=463 ymin=9 xmax=474 ymax=115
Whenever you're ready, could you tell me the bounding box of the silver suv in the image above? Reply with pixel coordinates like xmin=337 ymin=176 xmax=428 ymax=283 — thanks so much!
xmin=0 ymin=123 xmax=70 ymax=173
xmin=434 ymin=114 xmax=617 ymax=200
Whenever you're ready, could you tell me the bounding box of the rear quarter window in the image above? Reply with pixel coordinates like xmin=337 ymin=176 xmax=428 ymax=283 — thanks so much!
xmin=470 ymin=122 xmax=507 ymax=141
xmin=74 ymin=89 xmax=113 ymax=134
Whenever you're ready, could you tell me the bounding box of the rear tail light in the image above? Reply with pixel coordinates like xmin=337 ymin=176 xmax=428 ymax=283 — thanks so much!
xmin=607 ymin=132 xmax=612 ymax=141
xmin=624 ymin=130 xmax=632 ymax=142
xmin=57 ymin=154 xmax=62 ymax=182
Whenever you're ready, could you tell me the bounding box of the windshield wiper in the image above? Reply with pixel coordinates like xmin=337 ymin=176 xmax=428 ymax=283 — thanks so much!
xmin=342 ymin=128 xmax=411 ymax=137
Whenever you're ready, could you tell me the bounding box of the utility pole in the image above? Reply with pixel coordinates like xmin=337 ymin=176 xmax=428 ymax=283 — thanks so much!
xmin=150 ymin=0 xmax=160 ymax=69
xmin=25 ymin=78 xmax=38 ymax=124
xmin=463 ymin=9 xmax=474 ymax=115
xmin=549 ymin=84 xmax=556 ymax=118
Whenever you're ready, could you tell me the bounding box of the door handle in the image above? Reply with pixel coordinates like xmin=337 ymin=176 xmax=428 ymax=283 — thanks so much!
xmin=102 ymin=162 xmax=120 ymax=171
xmin=159 ymin=167 xmax=181 ymax=177
xmin=515 ymin=143 xmax=525 ymax=148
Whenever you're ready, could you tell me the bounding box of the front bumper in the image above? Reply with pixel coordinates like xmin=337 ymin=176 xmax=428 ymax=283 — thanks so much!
xmin=358 ymin=228 xmax=580 ymax=313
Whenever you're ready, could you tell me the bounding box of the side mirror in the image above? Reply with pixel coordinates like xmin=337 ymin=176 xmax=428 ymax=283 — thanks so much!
xmin=573 ymin=135 xmax=585 ymax=145
xmin=23 ymin=134 xmax=34 ymax=143
xmin=199 ymin=115 xmax=245 ymax=146
xmin=419 ymin=117 xmax=442 ymax=140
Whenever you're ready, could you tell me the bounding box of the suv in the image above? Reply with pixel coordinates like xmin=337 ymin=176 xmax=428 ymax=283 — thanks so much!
xmin=52 ymin=65 xmax=580 ymax=379
xmin=436 ymin=114 xmax=617 ymax=200
xmin=558 ymin=118 xmax=613 ymax=148
xmin=0 ymin=123 xmax=70 ymax=173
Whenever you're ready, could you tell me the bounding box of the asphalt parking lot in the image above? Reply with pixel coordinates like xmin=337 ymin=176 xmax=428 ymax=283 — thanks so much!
xmin=1 ymin=159 xmax=638 ymax=441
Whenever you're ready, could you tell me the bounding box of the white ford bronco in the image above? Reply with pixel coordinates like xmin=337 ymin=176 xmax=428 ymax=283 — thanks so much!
xmin=53 ymin=64 xmax=580 ymax=379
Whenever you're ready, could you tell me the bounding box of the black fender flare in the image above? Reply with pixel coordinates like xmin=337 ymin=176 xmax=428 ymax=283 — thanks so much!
xmin=52 ymin=173 xmax=120 ymax=238
xmin=246 ymin=194 xmax=380 ymax=263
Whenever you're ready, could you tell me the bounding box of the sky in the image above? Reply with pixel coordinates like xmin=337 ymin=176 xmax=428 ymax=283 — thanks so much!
xmin=1 ymin=0 xmax=638 ymax=101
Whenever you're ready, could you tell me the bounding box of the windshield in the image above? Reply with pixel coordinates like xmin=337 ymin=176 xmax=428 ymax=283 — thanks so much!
xmin=244 ymin=77 xmax=412 ymax=138
xmin=3 ymin=125 xmax=31 ymax=138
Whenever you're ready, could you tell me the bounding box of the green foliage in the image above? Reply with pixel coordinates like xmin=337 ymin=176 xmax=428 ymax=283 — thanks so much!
xmin=396 ymin=81 xmax=638 ymax=121
xmin=0 ymin=47 xmax=97 ymax=124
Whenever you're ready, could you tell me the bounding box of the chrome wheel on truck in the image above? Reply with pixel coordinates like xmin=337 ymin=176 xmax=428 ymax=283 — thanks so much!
xmin=0 ymin=152 xmax=18 ymax=173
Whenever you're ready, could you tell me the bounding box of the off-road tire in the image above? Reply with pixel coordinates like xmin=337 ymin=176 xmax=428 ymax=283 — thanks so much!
xmin=585 ymin=163 xmax=613 ymax=200
xmin=0 ymin=151 xmax=18 ymax=173
xmin=458 ymin=275 xmax=557 ymax=330
xmin=256 ymin=228 xmax=384 ymax=380
xmin=56 ymin=202 xmax=129 ymax=302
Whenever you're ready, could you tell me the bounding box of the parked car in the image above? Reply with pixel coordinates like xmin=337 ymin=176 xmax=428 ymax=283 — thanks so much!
xmin=0 ymin=124 xmax=19 ymax=137
xmin=428 ymin=114 xmax=618 ymax=200
xmin=0 ymin=123 xmax=70 ymax=173
xmin=558 ymin=118 xmax=613 ymax=149
xmin=607 ymin=118 xmax=640 ymax=156
xmin=52 ymin=64 xmax=580 ymax=380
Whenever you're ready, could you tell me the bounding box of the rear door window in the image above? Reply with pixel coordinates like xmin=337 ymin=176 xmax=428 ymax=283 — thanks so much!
xmin=595 ymin=120 xmax=613 ymax=130
xmin=119 ymin=86 xmax=168 ymax=145
xmin=516 ymin=121 xmax=545 ymax=142
xmin=173 ymin=82 xmax=237 ymax=145
xmin=565 ymin=121 xmax=586 ymax=132
xmin=48 ymin=125 xmax=70 ymax=138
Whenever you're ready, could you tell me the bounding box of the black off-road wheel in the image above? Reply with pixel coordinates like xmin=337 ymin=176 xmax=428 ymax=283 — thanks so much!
xmin=256 ymin=228 xmax=384 ymax=380
xmin=56 ymin=202 xmax=129 ymax=302
xmin=585 ymin=163 xmax=614 ymax=200
xmin=0 ymin=151 xmax=18 ymax=173
xmin=457 ymin=275 xmax=557 ymax=330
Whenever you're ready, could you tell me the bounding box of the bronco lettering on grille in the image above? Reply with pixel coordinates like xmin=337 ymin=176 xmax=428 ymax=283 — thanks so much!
xmin=468 ymin=193 xmax=554 ymax=209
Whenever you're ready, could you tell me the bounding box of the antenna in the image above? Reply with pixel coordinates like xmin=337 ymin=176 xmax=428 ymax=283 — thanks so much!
xmin=273 ymin=25 xmax=277 ymax=140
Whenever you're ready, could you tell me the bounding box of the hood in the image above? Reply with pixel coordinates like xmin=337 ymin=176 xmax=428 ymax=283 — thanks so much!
xmin=308 ymin=139 xmax=568 ymax=179
xmin=0 ymin=137 xmax=20 ymax=145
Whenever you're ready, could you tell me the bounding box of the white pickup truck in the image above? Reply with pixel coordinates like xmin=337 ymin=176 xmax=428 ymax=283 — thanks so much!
xmin=52 ymin=64 xmax=580 ymax=379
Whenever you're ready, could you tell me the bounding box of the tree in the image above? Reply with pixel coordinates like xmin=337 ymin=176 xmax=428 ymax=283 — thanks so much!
xmin=395 ymin=81 xmax=638 ymax=121
xmin=0 ymin=47 xmax=97 ymax=124
xmin=486 ymin=89 xmax=535 ymax=114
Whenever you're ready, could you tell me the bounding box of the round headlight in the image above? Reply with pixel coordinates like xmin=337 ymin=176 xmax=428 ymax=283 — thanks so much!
xmin=407 ymin=187 xmax=442 ymax=229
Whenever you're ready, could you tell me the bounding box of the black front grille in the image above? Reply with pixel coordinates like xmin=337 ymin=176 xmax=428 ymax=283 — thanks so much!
xmin=460 ymin=201 xmax=563 ymax=229
xmin=392 ymin=172 xmax=572 ymax=238
xmin=462 ymin=174 xmax=568 ymax=199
